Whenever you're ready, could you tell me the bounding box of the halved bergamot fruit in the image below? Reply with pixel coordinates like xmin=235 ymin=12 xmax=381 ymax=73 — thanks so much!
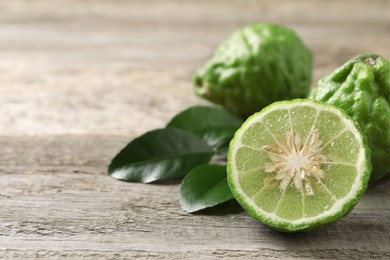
xmin=227 ymin=99 xmax=371 ymax=232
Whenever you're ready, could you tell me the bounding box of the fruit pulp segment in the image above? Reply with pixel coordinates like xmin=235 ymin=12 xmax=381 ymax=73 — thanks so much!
xmin=235 ymin=146 xmax=268 ymax=172
xmin=274 ymin=184 xmax=303 ymax=220
xmin=321 ymin=131 xmax=360 ymax=164
xmin=315 ymin=111 xmax=345 ymax=142
xmin=238 ymin=168 xmax=266 ymax=198
xmin=290 ymin=106 xmax=318 ymax=142
xmin=302 ymin=181 xmax=336 ymax=218
xmin=322 ymin=164 xmax=358 ymax=199
xmin=241 ymin=122 xmax=274 ymax=148
xmin=261 ymin=109 xmax=291 ymax=141
xmin=251 ymin=181 xmax=283 ymax=213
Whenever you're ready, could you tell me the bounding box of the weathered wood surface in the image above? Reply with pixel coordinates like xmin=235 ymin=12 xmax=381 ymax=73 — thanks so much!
xmin=0 ymin=136 xmax=389 ymax=259
xmin=0 ymin=0 xmax=389 ymax=259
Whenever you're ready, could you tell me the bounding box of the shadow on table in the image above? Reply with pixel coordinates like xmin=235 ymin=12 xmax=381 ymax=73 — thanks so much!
xmin=193 ymin=199 xmax=244 ymax=216
xmin=366 ymin=175 xmax=390 ymax=193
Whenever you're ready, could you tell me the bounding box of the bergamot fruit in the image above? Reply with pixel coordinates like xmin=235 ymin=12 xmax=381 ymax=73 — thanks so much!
xmin=227 ymin=99 xmax=371 ymax=232
xmin=309 ymin=54 xmax=390 ymax=181
xmin=193 ymin=23 xmax=313 ymax=118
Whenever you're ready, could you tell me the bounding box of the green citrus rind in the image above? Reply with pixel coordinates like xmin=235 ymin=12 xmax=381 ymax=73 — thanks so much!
xmin=227 ymin=99 xmax=371 ymax=232
xmin=193 ymin=23 xmax=312 ymax=118
xmin=309 ymin=53 xmax=390 ymax=181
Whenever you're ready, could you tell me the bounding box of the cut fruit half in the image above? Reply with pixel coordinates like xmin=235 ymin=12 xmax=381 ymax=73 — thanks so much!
xmin=227 ymin=99 xmax=371 ymax=232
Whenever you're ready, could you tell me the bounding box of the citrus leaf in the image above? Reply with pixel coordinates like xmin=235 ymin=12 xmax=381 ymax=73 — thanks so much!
xmin=213 ymin=138 xmax=231 ymax=157
xmin=180 ymin=164 xmax=234 ymax=213
xmin=166 ymin=106 xmax=243 ymax=146
xmin=108 ymin=128 xmax=213 ymax=183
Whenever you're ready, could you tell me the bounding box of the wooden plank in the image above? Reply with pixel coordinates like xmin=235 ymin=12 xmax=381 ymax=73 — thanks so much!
xmin=0 ymin=0 xmax=389 ymax=136
xmin=0 ymin=136 xmax=389 ymax=259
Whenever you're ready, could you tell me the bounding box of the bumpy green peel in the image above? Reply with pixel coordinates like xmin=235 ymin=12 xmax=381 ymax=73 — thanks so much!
xmin=309 ymin=54 xmax=390 ymax=181
xmin=194 ymin=23 xmax=313 ymax=118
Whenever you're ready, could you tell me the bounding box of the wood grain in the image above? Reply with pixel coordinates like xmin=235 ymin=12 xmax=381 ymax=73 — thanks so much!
xmin=0 ymin=0 xmax=389 ymax=258
xmin=0 ymin=0 xmax=389 ymax=136
xmin=0 ymin=136 xmax=389 ymax=259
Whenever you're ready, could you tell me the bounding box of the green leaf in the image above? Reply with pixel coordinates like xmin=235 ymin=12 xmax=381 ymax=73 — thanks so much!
xmin=180 ymin=164 xmax=234 ymax=213
xmin=166 ymin=106 xmax=243 ymax=146
xmin=108 ymin=128 xmax=213 ymax=183
xmin=213 ymin=138 xmax=231 ymax=157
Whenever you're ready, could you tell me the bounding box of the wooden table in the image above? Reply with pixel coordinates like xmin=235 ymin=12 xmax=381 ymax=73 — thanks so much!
xmin=1 ymin=0 xmax=389 ymax=258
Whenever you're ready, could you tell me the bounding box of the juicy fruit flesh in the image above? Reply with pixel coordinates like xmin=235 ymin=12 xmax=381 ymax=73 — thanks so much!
xmin=228 ymin=101 xmax=369 ymax=230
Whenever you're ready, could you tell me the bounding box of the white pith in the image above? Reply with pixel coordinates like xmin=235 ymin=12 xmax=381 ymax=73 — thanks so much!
xmin=262 ymin=128 xmax=325 ymax=196
xmin=231 ymin=102 xmax=366 ymax=226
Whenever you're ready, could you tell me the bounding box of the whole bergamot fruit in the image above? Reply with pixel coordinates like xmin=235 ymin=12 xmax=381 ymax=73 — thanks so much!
xmin=193 ymin=23 xmax=313 ymax=118
xmin=309 ymin=54 xmax=390 ymax=181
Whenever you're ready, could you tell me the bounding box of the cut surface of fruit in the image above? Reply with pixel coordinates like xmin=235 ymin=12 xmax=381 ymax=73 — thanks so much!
xmin=227 ymin=99 xmax=371 ymax=232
